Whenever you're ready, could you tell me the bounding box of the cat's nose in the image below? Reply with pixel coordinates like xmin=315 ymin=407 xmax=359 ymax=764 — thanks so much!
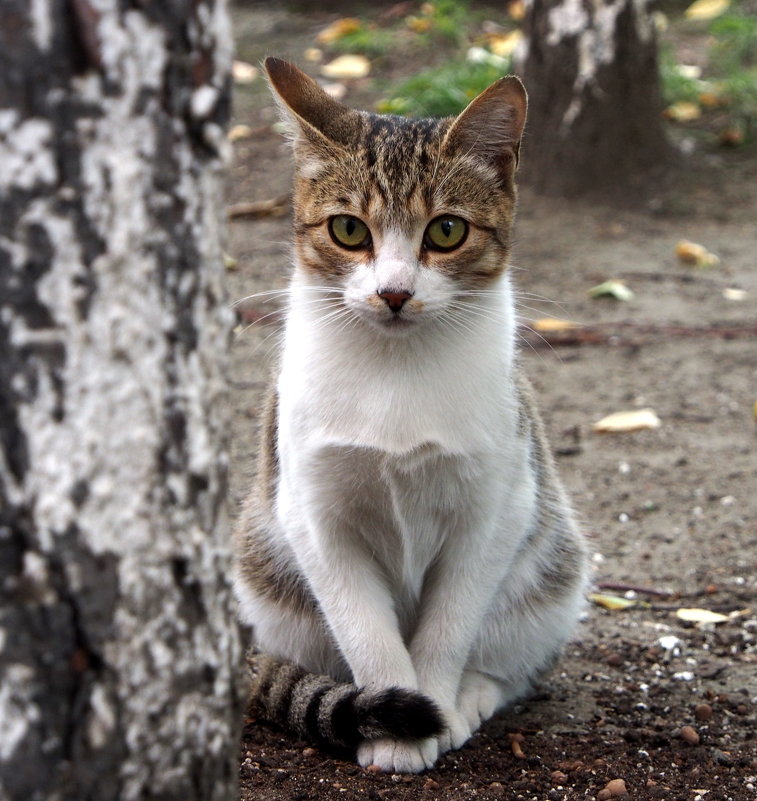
xmin=377 ymin=289 xmax=413 ymax=313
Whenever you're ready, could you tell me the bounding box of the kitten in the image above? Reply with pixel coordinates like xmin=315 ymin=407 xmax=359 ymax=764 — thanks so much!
xmin=234 ymin=57 xmax=588 ymax=774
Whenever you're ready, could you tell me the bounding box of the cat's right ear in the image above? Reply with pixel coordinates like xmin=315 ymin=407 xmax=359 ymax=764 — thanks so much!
xmin=264 ymin=57 xmax=359 ymax=152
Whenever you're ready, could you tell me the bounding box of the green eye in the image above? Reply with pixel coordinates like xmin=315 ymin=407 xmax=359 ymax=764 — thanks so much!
xmin=424 ymin=215 xmax=468 ymax=251
xmin=329 ymin=215 xmax=371 ymax=249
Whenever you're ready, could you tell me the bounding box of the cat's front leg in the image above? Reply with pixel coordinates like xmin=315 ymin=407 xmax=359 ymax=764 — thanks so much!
xmin=409 ymin=485 xmax=532 ymax=753
xmin=357 ymin=736 xmax=439 ymax=773
xmin=295 ymin=531 xmax=419 ymax=691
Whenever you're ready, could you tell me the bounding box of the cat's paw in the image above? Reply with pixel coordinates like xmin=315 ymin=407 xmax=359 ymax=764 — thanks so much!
xmin=357 ymin=736 xmax=439 ymax=773
xmin=456 ymin=671 xmax=505 ymax=732
xmin=436 ymin=707 xmax=473 ymax=754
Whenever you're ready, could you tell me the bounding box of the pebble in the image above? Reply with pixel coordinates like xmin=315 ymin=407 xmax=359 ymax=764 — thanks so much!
xmin=694 ymin=703 xmax=713 ymax=721
xmin=551 ymin=770 xmax=569 ymax=784
xmin=597 ymin=778 xmax=628 ymax=799
xmin=423 ymin=778 xmax=439 ymax=790
xmin=680 ymin=725 xmax=700 ymax=745
xmin=302 ymin=747 xmax=317 ymax=758
xmin=606 ymin=652 xmax=623 ymax=667
xmin=364 ymin=764 xmax=382 ymax=774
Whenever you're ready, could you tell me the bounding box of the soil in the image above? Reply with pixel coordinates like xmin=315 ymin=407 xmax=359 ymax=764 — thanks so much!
xmin=225 ymin=4 xmax=757 ymax=799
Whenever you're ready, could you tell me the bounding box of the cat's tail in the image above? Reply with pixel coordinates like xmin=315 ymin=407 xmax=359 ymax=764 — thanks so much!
xmin=247 ymin=652 xmax=444 ymax=750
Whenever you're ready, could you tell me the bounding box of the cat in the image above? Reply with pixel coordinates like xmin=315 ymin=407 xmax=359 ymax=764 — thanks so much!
xmin=233 ymin=56 xmax=589 ymax=774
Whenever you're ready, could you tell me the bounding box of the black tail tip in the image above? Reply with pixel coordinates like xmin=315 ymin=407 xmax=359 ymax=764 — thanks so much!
xmin=357 ymin=687 xmax=445 ymax=741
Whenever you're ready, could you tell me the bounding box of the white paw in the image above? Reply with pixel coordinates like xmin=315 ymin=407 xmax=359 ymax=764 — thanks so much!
xmin=457 ymin=672 xmax=504 ymax=732
xmin=436 ymin=707 xmax=473 ymax=754
xmin=357 ymin=736 xmax=439 ymax=773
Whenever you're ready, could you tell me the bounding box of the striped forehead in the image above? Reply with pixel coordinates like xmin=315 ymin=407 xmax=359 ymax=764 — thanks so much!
xmin=354 ymin=114 xmax=446 ymax=224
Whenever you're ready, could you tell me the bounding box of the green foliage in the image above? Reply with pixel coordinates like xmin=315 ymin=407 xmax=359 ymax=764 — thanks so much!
xmin=329 ymin=27 xmax=395 ymax=58
xmin=377 ymin=58 xmax=509 ymax=118
xmin=659 ymin=47 xmax=704 ymax=105
xmin=419 ymin=0 xmax=470 ymax=45
xmin=662 ymin=3 xmax=757 ymax=142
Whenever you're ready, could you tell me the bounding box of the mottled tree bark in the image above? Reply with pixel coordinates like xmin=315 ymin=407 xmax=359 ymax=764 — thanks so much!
xmin=0 ymin=2 xmax=241 ymax=800
xmin=517 ymin=0 xmax=672 ymax=196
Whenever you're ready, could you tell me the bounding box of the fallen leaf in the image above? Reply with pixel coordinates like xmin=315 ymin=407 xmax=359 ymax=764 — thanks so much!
xmin=664 ymin=101 xmax=701 ymax=122
xmin=232 ymin=60 xmax=259 ymax=84
xmin=753 ymin=400 xmax=757 ymax=420
xmin=676 ymin=608 xmax=729 ymax=624
xmin=699 ymin=90 xmax=726 ymax=108
xmin=587 ymin=280 xmax=634 ymax=301
xmin=321 ymin=54 xmax=371 ymax=79
xmin=684 ymin=0 xmax=730 ymax=20
xmin=228 ymin=124 xmax=253 ymax=142
xmin=223 ymin=252 xmax=238 ymax=270
xmin=719 ymin=128 xmax=744 ymax=147
xmin=316 ymin=17 xmax=362 ymax=45
xmin=676 ymin=239 xmax=720 ymax=268
xmin=530 ymin=318 xmax=579 ymax=332
xmin=407 ymin=15 xmax=433 ymax=33
xmin=588 ymin=593 xmax=637 ymax=611
xmin=488 ymin=30 xmax=523 ymax=58
xmin=593 ymin=409 xmax=661 ymax=434
xmin=304 ymin=47 xmax=323 ymax=62
xmin=508 ymin=0 xmax=526 ymax=20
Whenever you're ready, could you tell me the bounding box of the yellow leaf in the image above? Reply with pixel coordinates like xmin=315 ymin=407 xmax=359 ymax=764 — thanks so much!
xmin=488 ymin=30 xmax=523 ymax=58
xmin=508 ymin=0 xmax=526 ymax=20
xmin=530 ymin=318 xmax=579 ymax=332
xmin=407 ymin=16 xmax=433 ymax=33
xmin=589 ymin=593 xmax=637 ymax=611
xmin=753 ymin=400 xmax=757 ymax=420
xmin=321 ymin=54 xmax=371 ymax=80
xmin=304 ymin=47 xmax=323 ymax=62
xmin=675 ymin=240 xmax=720 ymax=268
xmin=316 ymin=18 xmax=362 ymax=45
xmin=587 ymin=279 xmax=634 ymax=301
xmin=664 ymin=101 xmax=701 ymax=122
xmin=228 ymin=124 xmax=253 ymax=142
xmin=593 ymin=409 xmax=661 ymax=434
xmin=676 ymin=608 xmax=729 ymax=624
xmin=684 ymin=0 xmax=730 ymax=20
xmin=232 ymin=60 xmax=259 ymax=84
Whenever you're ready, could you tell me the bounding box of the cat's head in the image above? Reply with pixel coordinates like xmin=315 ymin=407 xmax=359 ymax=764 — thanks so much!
xmin=266 ymin=57 xmax=527 ymax=336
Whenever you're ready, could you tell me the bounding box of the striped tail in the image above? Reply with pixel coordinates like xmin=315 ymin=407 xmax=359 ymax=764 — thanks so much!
xmin=247 ymin=652 xmax=444 ymax=750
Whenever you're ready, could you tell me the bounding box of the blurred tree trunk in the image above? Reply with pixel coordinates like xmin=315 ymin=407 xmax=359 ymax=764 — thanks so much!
xmin=517 ymin=0 xmax=672 ymax=196
xmin=0 ymin=2 xmax=241 ymax=800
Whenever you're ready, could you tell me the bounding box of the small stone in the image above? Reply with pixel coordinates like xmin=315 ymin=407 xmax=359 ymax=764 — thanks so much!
xmin=551 ymin=770 xmax=568 ymax=784
xmin=302 ymin=747 xmax=317 ymax=758
xmin=365 ymin=764 xmax=382 ymax=774
xmin=694 ymin=703 xmax=713 ymax=721
xmin=423 ymin=778 xmax=439 ymax=790
xmin=606 ymin=652 xmax=623 ymax=667
xmin=487 ymin=782 xmax=504 ymax=794
xmin=680 ymin=725 xmax=700 ymax=745
xmin=598 ymin=778 xmax=628 ymax=798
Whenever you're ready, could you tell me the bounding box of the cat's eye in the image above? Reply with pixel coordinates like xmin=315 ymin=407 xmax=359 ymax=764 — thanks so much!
xmin=329 ymin=215 xmax=371 ymax=249
xmin=424 ymin=215 xmax=468 ymax=251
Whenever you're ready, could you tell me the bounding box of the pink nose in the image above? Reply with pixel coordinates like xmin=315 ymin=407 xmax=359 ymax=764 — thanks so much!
xmin=377 ymin=289 xmax=413 ymax=312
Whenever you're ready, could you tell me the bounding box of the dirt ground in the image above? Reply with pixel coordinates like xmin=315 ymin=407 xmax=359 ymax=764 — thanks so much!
xmin=225 ymin=3 xmax=757 ymax=799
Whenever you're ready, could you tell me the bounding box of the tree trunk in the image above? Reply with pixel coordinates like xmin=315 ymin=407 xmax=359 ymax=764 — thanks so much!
xmin=517 ymin=0 xmax=672 ymax=196
xmin=0 ymin=3 xmax=241 ymax=800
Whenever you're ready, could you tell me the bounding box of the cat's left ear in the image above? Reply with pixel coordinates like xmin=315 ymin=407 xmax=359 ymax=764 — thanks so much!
xmin=442 ymin=76 xmax=527 ymax=175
